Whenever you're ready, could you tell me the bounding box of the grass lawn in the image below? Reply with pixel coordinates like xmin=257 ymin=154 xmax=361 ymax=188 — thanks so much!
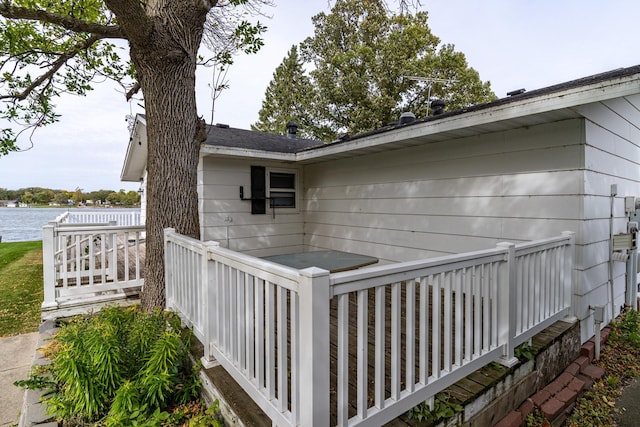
xmin=0 ymin=241 xmax=43 ymax=337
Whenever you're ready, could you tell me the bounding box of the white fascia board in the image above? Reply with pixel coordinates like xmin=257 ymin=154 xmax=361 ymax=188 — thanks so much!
xmin=199 ymin=144 xmax=297 ymax=162
xmin=120 ymin=138 xmax=139 ymax=181
xmin=120 ymin=115 xmax=148 ymax=182
xmin=295 ymin=74 xmax=640 ymax=163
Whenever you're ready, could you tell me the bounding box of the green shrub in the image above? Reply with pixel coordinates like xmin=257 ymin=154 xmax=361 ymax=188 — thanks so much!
xmin=19 ymin=305 xmax=202 ymax=426
xmin=615 ymin=309 xmax=640 ymax=347
xmin=515 ymin=342 xmax=535 ymax=361
xmin=406 ymin=392 xmax=463 ymax=422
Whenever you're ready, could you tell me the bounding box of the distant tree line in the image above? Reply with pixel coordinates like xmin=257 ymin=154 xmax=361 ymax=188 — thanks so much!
xmin=0 ymin=187 xmax=140 ymax=207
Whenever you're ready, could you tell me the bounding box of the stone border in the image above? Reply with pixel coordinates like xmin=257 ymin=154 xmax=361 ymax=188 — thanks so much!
xmin=495 ymin=328 xmax=610 ymax=427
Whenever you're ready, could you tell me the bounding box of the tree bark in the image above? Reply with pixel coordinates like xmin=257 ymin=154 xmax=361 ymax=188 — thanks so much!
xmin=126 ymin=4 xmax=208 ymax=310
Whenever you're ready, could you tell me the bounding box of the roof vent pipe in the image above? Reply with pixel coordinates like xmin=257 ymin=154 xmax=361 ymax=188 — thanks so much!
xmin=286 ymin=122 xmax=298 ymax=139
xmin=507 ymin=88 xmax=526 ymax=97
xmin=431 ymin=99 xmax=446 ymax=116
xmin=399 ymin=112 xmax=416 ymax=125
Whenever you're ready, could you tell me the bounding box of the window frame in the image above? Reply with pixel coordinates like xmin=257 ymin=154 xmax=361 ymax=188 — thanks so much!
xmin=266 ymin=167 xmax=298 ymax=212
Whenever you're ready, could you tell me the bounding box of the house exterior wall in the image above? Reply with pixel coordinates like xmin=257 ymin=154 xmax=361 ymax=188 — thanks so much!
xmin=198 ymin=156 xmax=305 ymax=257
xmin=302 ymin=116 xmax=640 ymax=343
xmin=575 ymin=95 xmax=640 ymax=341
xmin=303 ymin=119 xmax=585 ymax=261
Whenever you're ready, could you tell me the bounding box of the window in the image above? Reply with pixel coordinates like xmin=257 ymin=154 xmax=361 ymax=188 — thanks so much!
xmin=248 ymin=167 xmax=298 ymax=214
xmin=269 ymin=171 xmax=296 ymax=208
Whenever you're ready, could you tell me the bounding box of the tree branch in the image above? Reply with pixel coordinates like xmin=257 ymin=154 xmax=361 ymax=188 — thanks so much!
xmin=102 ymin=0 xmax=152 ymax=45
xmin=0 ymin=35 xmax=101 ymax=101
xmin=0 ymin=2 xmax=123 ymax=39
xmin=125 ymin=81 xmax=141 ymax=100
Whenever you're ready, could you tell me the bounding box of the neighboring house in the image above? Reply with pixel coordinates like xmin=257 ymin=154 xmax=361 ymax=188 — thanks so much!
xmin=122 ymin=65 xmax=640 ymax=343
xmin=0 ymin=200 xmax=18 ymax=207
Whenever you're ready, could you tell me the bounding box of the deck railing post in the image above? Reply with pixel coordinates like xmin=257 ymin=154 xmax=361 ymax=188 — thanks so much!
xmin=164 ymin=228 xmax=176 ymax=310
xmin=298 ymin=267 xmax=330 ymax=427
xmin=42 ymin=224 xmax=58 ymax=309
xmin=561 ymin=231 xmax=577 ymax=322
xmin=497 ymin=242 xmax=519 ymax=367
xmin=202 ymin=241 xmax=220 ymax=367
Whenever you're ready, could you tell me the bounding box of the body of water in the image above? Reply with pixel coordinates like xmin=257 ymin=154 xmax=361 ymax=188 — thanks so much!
xmin=0 ymin=208 xmax=140 ymax=242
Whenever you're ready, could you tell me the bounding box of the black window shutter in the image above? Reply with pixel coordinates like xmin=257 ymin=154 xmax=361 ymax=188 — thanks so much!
xmin=251 ymin=166 xmax=266 ymax=214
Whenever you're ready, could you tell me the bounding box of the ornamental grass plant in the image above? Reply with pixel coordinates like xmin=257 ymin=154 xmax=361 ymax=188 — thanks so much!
xmin=16 ymin=305 xmax=220 ymax=426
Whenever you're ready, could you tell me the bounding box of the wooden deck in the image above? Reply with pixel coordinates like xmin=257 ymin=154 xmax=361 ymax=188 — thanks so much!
xmin=193 ymin=294 xmax=576 ymax=426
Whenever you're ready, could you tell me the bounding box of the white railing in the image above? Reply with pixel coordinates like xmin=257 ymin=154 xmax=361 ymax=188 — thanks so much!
xmin=42 ymin=222 xmax=145 ymax=309
xmin=165 ymin=229 xmax=575 ymax=427
xmin=54 ymin=210 xmax=142 ymax=226
xmin=512 ymin=234 xmax=575 ymax=346
xmin=166 ymin=229 xmax=305 ymax=426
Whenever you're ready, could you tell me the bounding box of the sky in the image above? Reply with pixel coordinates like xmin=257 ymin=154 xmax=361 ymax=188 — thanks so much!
xmin=1 ymin=0 xmax=639 ymax=192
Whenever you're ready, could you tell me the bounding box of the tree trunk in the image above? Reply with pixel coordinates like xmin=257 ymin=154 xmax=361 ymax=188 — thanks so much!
xmin=129 ymin=6 xmax=207 ymax=310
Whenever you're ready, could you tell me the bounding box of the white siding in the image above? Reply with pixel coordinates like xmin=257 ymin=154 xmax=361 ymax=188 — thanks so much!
xmin=302 ymin=111 xmax=640 ymax=343
xmin=198 ymin=157 xmax=305 ymax=256
xmin=303 ymin=119 xmax=585 ymax=264
xmin=576 ymin=97 xmax=640 ymax=341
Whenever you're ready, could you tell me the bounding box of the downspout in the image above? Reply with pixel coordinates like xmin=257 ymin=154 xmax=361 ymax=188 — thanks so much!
xmin=589 ymin=305 xmax=605 ymax=360
xmin=609 ymin=184 xmax=617 ymax=320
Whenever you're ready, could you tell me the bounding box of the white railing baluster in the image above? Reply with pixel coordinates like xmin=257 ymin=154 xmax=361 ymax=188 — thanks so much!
xmin=290 ymin=290 xmax=300 ymax=426
xmin=238 ymin=272 xmax=247 ymax=371
xmin=491 ymin=262 xmax=499 ymax=348
xmin=337 ymin=293 xmax=349 ymax=426
xmin=390 ymin=283 xmax=400 ymax=401
xmin=474 ymin=267 xmax=481 ymax=356
xmin=230 ymin=269 xmax=238 ymax=365
xmin=277 ymin=285 xmax=288 ymax=412
xmin=405 ymin=280 xmax=415 ymax=393
xmin=482 ymin=264 xmax=490 ymax=354
xmin=88 ymin=233 xmax=95 ymax=286
xmin=374 ymin=285 xmax=385 ymax=409
xmin=255 ymin=278 xmax=265 ymax=390
xmin=74 ymin=235 xmax=81 ymax=286
xmin=124 ymin=231 xmax=130 ymax=284
xmin=419 ymin=276 xmax=429 ymax=384
xmin=110 ymin=228 xmax=118 ymax=283
xmin=432 ymin=273 xmax=441 ymax=379
xmin=357 ymin=288 xmax=368 ymax=418
xmin=245 ymin=273 xmax=255 ymax=377
xmin=455 ymin=269 xmax=463 ymax=367
xmin=443 ymin=271 xmax=452 ymax=372
xmin=464 ymin=267 xmax=472 ymax=361
xmin=266 ymin=281 xmax=275 ymax=399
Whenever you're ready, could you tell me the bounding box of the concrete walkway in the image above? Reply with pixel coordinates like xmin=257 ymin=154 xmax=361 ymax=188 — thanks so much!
xmin=615 ymin=377 xmax=640 ymax=426
xmin=0 ymin=333 xmax=39 ymax=427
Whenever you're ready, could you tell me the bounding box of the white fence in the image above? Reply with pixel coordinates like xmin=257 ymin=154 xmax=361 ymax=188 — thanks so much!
xmin=42 ymin=220 xmax=145 ymax=310
xmin=54 ymin=210 xmax=142 ymax=226
xmin=165 ymin=229 xmax=575 ymax=427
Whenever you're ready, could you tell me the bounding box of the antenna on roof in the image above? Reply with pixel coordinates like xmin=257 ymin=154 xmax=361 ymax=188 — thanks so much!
xmin=403 ymin=76 xmax=458 ymax=116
